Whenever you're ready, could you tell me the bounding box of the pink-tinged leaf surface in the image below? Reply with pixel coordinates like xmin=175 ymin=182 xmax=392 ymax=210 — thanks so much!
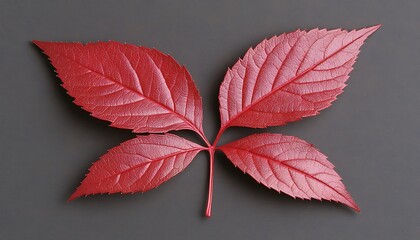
xmin=34 ymin=41 xmax=204 ymax=135
xmin=219 ymin=26 xmax=380 ymax=130
xmin=69 ymin=134 xmax=204 ymax=200
xmin=219 ymin=133 xmax=359 ymax=211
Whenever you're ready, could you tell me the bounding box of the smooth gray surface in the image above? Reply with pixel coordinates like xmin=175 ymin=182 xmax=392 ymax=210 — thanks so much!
xmin=1 ymin=0 xmax=419 ymax=239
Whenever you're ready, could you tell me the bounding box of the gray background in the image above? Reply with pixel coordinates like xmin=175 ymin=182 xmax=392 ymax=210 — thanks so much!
xmin=1 ymin=0 xmax=419 ymax=239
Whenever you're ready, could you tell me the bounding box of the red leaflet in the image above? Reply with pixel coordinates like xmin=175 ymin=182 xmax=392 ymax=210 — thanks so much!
xmin=219 ymin=133 xmax=359 ymax=211
xmin=216 ymin=26 xmax=380 ymax=145
xmin=69 ymin=134 xmax=204 ymax=200
xmin=34 ymin=25 xmax=379 ymax=217
xmin=33 ymin=41 xmax=207 ymax=143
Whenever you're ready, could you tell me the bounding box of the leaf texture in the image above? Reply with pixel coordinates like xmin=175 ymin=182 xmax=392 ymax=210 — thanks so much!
xmin=69 ymin=134 xmax=204 ymax=200
xmin=219 ymin=26 xmax=379 ymax=129
xmin=34 ymin=41 xmax=204 ymax=134
xmin=219 ymin=133 xmax=359 ymax=211
xmin=34 ymin=25 xmax=380 ymax=215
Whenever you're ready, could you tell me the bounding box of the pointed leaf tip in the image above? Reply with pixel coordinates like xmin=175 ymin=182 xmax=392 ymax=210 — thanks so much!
xmin=67 ymin=191 xmax=80 ymax=202
xmin=32 ymin=40 xmax=48 ymax=50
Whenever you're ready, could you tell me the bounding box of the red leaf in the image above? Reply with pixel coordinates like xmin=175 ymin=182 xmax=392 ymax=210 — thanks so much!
xmin=219 ymin=133 xmax=359 ymax=211
xmin=218 ymin=26 xmax=379 ymax=131
xmin=34 ymin=25 xmax=380 ymax=216
xmin=69 ymin=134 xmax=204 ymax=200
xmin=34 ymin=41 xmax=205 ymax=136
